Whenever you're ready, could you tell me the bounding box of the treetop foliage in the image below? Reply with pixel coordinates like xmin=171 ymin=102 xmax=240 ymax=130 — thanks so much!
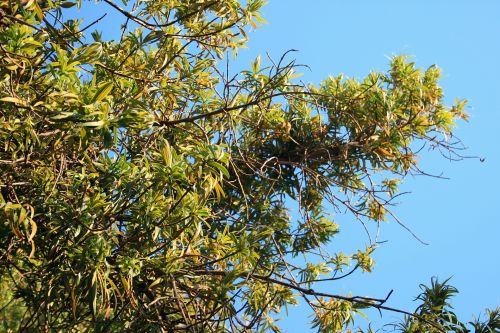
xmin=0 ymin=0 xmax=496 ymax=332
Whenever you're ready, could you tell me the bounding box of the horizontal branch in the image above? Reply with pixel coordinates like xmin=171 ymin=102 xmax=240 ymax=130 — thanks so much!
xmin=192 ymin=269 xmax=446 ymax=332
xmin=154 ymin=91 xmax=317 ymax=127
xmin=103 ymin=0 xmax=217 ymax=30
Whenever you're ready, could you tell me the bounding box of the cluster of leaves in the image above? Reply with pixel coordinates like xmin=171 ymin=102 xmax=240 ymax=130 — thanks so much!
xmin=312 ymin=278 xmax=500 ymax=333
xmin=394 ymin=278 xmax=500 ymax=333
xmin=0 ymin=0 xmax=494 ymax=332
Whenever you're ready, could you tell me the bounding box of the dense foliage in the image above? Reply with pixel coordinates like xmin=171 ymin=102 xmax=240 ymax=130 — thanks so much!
xmin=0 ymin=0 xmax=496 ymax=332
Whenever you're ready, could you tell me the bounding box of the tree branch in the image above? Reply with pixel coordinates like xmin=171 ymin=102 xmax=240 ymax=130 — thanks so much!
xmin=192 ymin=269 xmax=446 ymax=332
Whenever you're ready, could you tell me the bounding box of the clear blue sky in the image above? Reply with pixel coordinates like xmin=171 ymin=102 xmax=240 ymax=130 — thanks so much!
xmin=74 ymin=1 xmax=499 ymax=330
xmin=232 ymin=1 xmax=499 ymax=331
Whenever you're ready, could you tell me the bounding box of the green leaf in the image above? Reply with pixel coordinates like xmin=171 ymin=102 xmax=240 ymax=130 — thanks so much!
xmin=208 ymin=160 xmax=230 ymax=178
xmin=81 ymin=120 xmax=105 ymax=128
xmin=51 ymin=112 xmax=76 ymax=120
xmin=92 ymin=82 xmax=113 ymax=103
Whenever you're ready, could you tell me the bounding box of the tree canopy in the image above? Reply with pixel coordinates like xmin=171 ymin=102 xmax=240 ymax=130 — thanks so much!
xmin=0 ymin=0 xmax=496 ymax=332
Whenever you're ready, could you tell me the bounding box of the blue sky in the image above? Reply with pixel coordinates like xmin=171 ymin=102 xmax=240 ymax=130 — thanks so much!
xmin=232 ymin=1 xmax=500 ymax=331
xmin=73 ymin=1 xmax=499 ymax=330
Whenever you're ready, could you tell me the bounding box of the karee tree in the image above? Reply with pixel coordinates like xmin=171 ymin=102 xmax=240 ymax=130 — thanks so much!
xmin=0 ymin=0 xmax=491 ymax=332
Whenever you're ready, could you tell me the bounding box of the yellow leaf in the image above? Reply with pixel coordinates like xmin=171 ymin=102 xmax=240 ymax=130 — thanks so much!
xmin=214 ymin=181 xmax=226 ymax=200
xmin=1 ymin=96 xmax=25 ymax=105
xmin=93 ymin=82 xmax=114 ymax=103
xmin=28 ymin=218 xmax=37 ymax=242
xmin=29 ymin=241 xmax=35 ymax=259
xmin=162 ymin=141 xmax=172 ymax=167
xmin=107 ymin=277 xmax=123 ymax=297
xmin=120 ymin=275 xmax=130 ymax=292
xmin=376 ymin=147 xmax=393 ymax=158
